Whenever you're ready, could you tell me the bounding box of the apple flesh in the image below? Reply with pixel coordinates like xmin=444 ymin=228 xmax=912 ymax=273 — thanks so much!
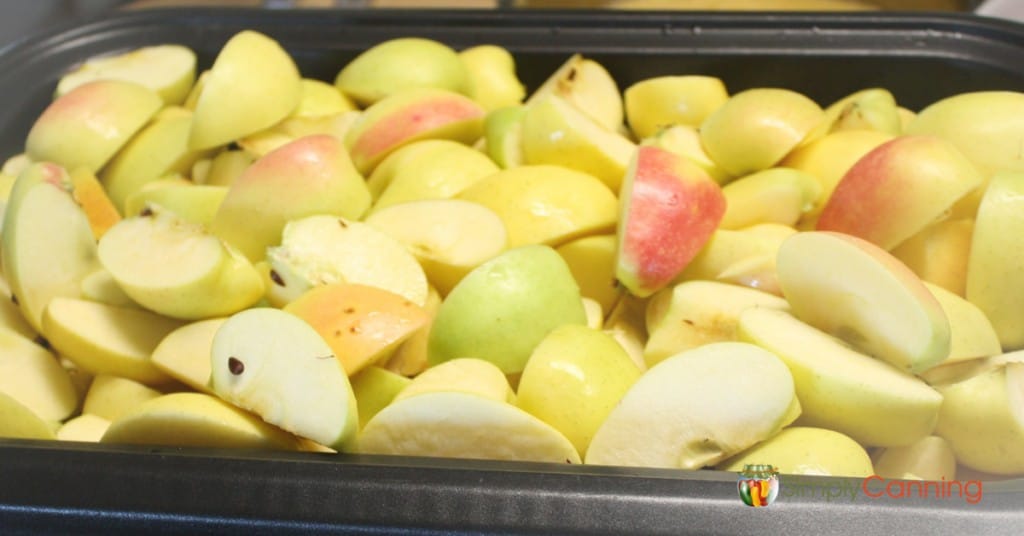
xmin=334 ymin=37 xmax=467 ymax=107
xmin=524 ymin=54 xmax=623 ymax=132
xmin=0 ymin=391 xmax=56 ymax=440
xmin=458 ymin=45 xmax=525 ymax=112
xmin=777 ymin=231 xmax=951 ymax=374
xmin=615 ymin=145 xmax=726 ymax=297
xmin=0 ymin=325 xmax=78 ymax=422
xmin=82 ymin=374 xmax=162 ymax=422
xmin=872 ymin=435 xmax=957 ymax=481
xmin=556 ymin=234 xmax=621 ymax=314
xmin=150 ymin=318 xmax=226 ymax=393
xmin=719 ymin=167 xmax=820 ymax=230
xmin=55 ymin=44 xmax=196 ymax=105
xmin=585 ymin=342 xmax=799 ymax=469
xmin=56 ymin=414 xmax=111 ymax=443
xmin=718 ymin=427 xmax=874 ymax=478
xmin=738 ymin=307 xmax=943 ymax=447
xmin=349 ymin=366 xmax=411 ymax=429
xmin=210 ymin=308 xmax=358 ymax=450
xmin=624 ymin=75 xmax=728 ymax=139
xmin=892 ymin=218 xmax=973 ymax=297
xmin=394 ymin=357 xmax=514 ymax=405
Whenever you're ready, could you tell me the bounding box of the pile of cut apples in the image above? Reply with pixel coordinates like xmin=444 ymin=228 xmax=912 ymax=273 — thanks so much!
xmin=1 ymin=29 xmax=1023 ymax=482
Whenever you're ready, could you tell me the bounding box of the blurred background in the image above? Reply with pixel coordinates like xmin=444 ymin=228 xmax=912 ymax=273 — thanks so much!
xmin=0 ymin=0 xmax=1007 ymax=51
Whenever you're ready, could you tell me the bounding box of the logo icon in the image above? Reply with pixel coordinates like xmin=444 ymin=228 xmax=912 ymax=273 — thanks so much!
xmin=738 ymin=464 xmax=780 ymax=507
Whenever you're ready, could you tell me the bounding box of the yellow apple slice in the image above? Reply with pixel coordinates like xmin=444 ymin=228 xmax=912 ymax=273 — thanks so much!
xmin=738 ymin=307 xmax=942 ymax=447
xmin=210 ymin=308 xmax=358 ymax=450
xmin=394 ymin=357 xmax=514 ymax=404
xmin=719 ymin=167 xmax=820 ymax=230
xmin=0 ymin=325 xmax=78 ymax=422
xmin=457 ymin=165 xmax=617 ymax=249
xmin=284 ymin=283 xmax=429 ymax=376
xmin=643 ymin=124 xmax=731 ymax=184
xmin=924 ymin=282 xmax=1001 ymax=364
xmin=676 ymin=224 xmax=796 ymax=295
xmin=98 ymin=207 xmax=264 ymax=320
xmin=872 ymin=436 xmax=957 ymax=481
xmin=189 ymin=30 xmax=301 ymax=150
xmin=520 ymin=95 xmax=635 ymax=192
xmin=124 ymin=183 xmax=227 ymax=228
xmin=0 ymin=391 xmax=56 ymax=440
xmin=364 ymin=199 xmax=508 ymax=295
xmin=102 ymin=392 xmax=300 ymax=450
xmin=2 ymin=163 xmax=101 ymax=333
xmin=357 ymin=391 xmax=580 ymax=464
xmin=56 ymin=414 xmax=111 ymax=443
xmin=643 ymin=280 xmax=789 ymax=368
xmin=458 ymin=45 xmax=525 ymax=112
xmin=266 ymin=215 xmax=428 ymax=307
xmin=334 ymin=37 xmax=467 ymax=107
xmin=624 ymin=75 xmax=728 ymax=139
xmin=56 ymin=44 xmax=197 ymax=105
xmin=82 ymin=374 xmax=162 ymax=422
xmin=0 ymin=274 xmax=35 ymax=340
xmin=525 ymin=54 xmax=622 ymax=132
xmin=585 ymin=342 xmax=799 ymax=469
xmin=42 ymin=297 xmax=182 ymax=384
xmin=349 ymin=367 xmax=411 ymax=429
xmin=150 ymin=318 xmax=225 ymax=393
xmin=556 ymin=234 xmax=621 ymax=314
xmin=80 ymin=268 xmax=136 ymax=308
xmin=718 ymin=427 xmax=873 ymax=478
xmin=777 ymin=231 xmax=951 ymax=374
xmin=381 ymin=285 xmax=442 ymax=377
xmin=892 ymin=218 xmax=973 ymax=298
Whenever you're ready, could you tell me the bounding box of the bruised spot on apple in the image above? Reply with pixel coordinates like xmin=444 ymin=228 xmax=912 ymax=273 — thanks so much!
xmin=615 ymin=145 xmax=726 ymax=298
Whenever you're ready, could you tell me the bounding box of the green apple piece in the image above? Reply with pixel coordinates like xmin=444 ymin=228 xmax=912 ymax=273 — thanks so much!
xmin=395 ymin=357 xmax=514 ymax=404
xmin=2 ymin=163 xmax=101 ymax=333
xmin=189 ymin=30 xmax=301 ymax=150
xmin=457 ymin=165 xmax=617 ymax=249
xmin=642 ymin=124 xmax=731 ymax=185
xmin=458 ymin=45 xmax=525 ymax=112
xmin=366 ymin=139 xmax=498 ymax=213
xmin=150 ymin=318 xmax=225 ymax=394
xmin=101 ymin=108 xmax=208 ymax=211
xmin=556 ymin=234 xmax=621 ymax=313
xmin=56 ymin=414 xmax=111 ymax=442
xmin=194 ymin=149 xmax=253 ymax=187
xmin=933 ymin=359 xmax=1024 ymax=474
xmin=349 ymin=366 xmax=412 ymax=429
xmin=520 ymin=95 xmax=635 ymax=192
xmin=266 ymin=215 xmax=428 ymax=307
xmin=56 ymin=44 xmax=197 ymax=105
xmin=525 ymin=54 xmax=623 ymax=132
xmin=42 ymin=297 xmax=181 ymax=384
xmin=923 ymin=282 xmax=1001 ymax=364
xmin=906 ymin=91 xmax=1024 ymax=178
xmin=700 ymin=88 xmax=823 ymax=177
xmin=516 ymin=325 xmax=641 ymax=456
xmin=616 ymin=146 xmax=726 ymax=297
xmin=344 ymin=88 xmax=485 ymax=175
xmin=102 ymin=392 xmax=300 ymax=450
xmin=294 ymin=79 xmax=356 ymax=118
xmin=738 ymin=307 xmax=942 ymax=447
xmin=124 ymin=183 xmax=227 ymax=227
xmin=644 ymin=280 xmax=789 ymax=368
xmin=483 ymin=105 xmax=526 ymax=169
xmin=365 ymin=199 xmax=508 ymax=296
xmin=718 ymin=427 xmax=874 ymax=478
xmin=586 ymin=342 xmax=799 ymax=469
xmin=0 ymin=325 xmax=78 ymax=422
xmin=0 ymin=391 xmax=56 ymax=440
xmin=210 ymin=308 xmax=358 ymax=450
xmin=80 ymin=268 xmax=136 ymax=308
xmin=357 ymin=391 xmax=580 ymax=464
xmin=428 ymin=245 xmax=587 ymax=374
xmin=82 ymin=374 xmax=162 ymax=422
xmin=26 ymin=80 xmax=162 ymax=172
xmin=624 ymin=75 xmax=728 ymax=139
xmin=873 ymin=435 xmax=957 ymax=481
xmin=966 ymin=172 xmax=1024 ymax=350
xmin=98 ymin=207 xmax=264 ymax=320
xmin=777 ymin=231 xmax=951 ymax=374
xmin=335 ymin=37 xmax=467 ymax=106
xmin=720 ymin=168 xmax=820 ymax=229
xmin=211 ymin=134 xmax=371 ymax=262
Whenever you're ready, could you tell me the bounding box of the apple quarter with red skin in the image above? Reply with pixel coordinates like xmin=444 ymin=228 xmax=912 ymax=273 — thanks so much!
xmin=816 ymin=135 xmax=983 ymax=251
xmin=615 ymin=145 xmax=726 ymax=298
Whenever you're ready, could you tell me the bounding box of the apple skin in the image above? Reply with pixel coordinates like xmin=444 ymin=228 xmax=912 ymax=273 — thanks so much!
xmin=624 ymin=75 xmax=728 ymax=139
xmin=719 ymin=167 xmax=820 ymax=230
xmin=556 ymin=234 xmax=621 ymax=313
xmin=816 ymin=135 xmax=983 ymax=251
xmin=334 ymin=37 xmax=468 ymax=107
xmin=616 ymin=145 xmax=726 ymax=298
xmin=718 ymin=427 xmax=874 ymax=478
xmin=55 ymin=44 xmax=197 ymax=105
xmin=345 ymin=88 xmax=485 ymax=175
xmin=26 ymin=80 xmax=161 ymax=173
xmin=457 ymin=164 xmax=617 ymax=249
xmin=284 ymin=283 xmax=430 ymax=376
xmin=483 ymin=105 xmax=527 ymax=169
xmin=524 ymin=54 xmax=623 ymax=132
xmin=427 ymin=245 xmax=587 ymax=374
xmin=458 ymin=45 xmax=525 ymax=112
xmin=872 ymin=435 xmax=957 ymax=481
xmin=189 ymin=30 xmax=302 ymax=150
xmin=394 ymin=357 xmax=514 ymax=405
xmin=82 ymin=374 xmax=162 ymax=422
xmin=349 ymin=366 xmax=411 ymax=429
xmin=516 ymin=324 xmax=641 ymax=456
xmin=892 ymin=218 xmax=973 ymax=297
xmin=0 ymin=325 xmax=79 ymax=422
xmin=210 ymin=134 xmax=371 ymax=262
xmin=0 ymin=391 xmax=56 ymax=440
